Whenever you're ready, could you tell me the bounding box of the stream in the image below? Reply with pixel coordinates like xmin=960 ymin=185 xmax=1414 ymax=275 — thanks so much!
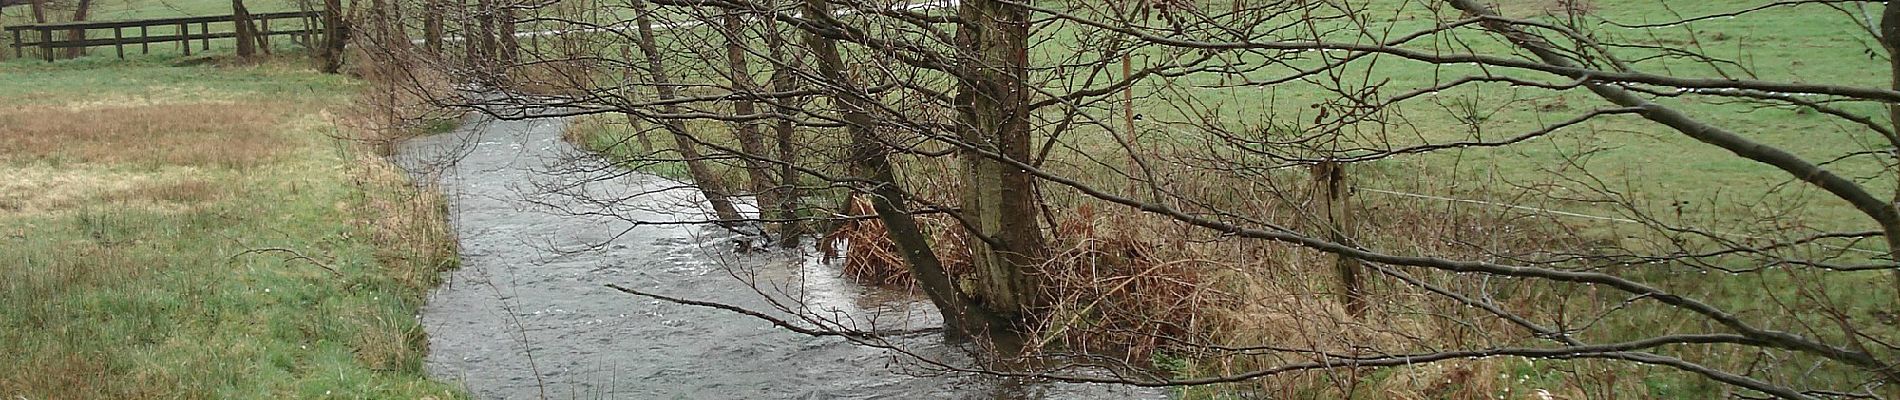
xmin=395 ymin=114 xmax=1166 ymax=399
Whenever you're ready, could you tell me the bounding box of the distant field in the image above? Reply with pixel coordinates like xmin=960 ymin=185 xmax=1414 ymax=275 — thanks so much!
xmin=0 ymin=0 xmax=301 ymax=24
xmin=1 ymin=0 xmax=312 ymax=61
xmin=0 ymin=56 xmax=462 ymax=398
xmin=565 ymin=0 xmax=1890 ymax=234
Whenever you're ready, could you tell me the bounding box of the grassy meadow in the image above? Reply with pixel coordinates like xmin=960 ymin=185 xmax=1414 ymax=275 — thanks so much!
xmin=0 ymin=54 xmax=463 ymax=398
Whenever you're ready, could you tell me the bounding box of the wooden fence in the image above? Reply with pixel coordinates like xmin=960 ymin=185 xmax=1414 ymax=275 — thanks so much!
xmin=6 ymin=10 xmax=325 ymax=62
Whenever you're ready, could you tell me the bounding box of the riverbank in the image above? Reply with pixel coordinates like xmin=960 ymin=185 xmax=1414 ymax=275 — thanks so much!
xmin=0 ymin=56 xmax=461 ymax=398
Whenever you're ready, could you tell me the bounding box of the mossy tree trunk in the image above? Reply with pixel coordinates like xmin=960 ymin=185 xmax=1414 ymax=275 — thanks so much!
xmin=953 ymin=0 xmax=1046 ymax=324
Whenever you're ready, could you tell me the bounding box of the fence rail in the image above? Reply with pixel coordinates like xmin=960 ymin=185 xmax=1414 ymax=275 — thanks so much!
xmin=6 ymin=10 xmax=325 ymax=61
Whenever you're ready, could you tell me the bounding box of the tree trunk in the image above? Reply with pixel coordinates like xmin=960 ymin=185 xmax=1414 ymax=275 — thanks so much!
xmin=29 ymin=0 xmax=46 ymax=23
xmin=802 ymin=0 xmax=1010 ymax=340
xmin=318 ymin=0 xmax=346 ymax=73
xmin=1880 ymin=1 xmax=1900 ymax=299
xmin=620 ymin=45 xmax=658 ymax=152
xmin=631 ymin=0 xmax=745 ymax=224
xmin=477 ymin=0 xmax=496 ymax=69
xmin=497 ymin=0 xmax=516 ymax=65
xmin=423 ymin=0 xmax=442 ymax=54
xmin=462 ymin=0 xmax=482 ymax=68
xmin=64 ymin=0 xmax=93 ymax=59
xmin=720 ymin=11 xmax=781 ymax=241
xmin=764 ymin=10 xmax=804 ymax=248
xmin=953 ymin=0 xmax=1045 ymax=322
xmin=233 ymin=0 xmax=256 ymax=58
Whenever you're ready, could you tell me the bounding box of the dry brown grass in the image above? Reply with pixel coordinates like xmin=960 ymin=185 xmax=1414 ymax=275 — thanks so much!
xmin=0 ymin=104 xmax=290 ymax=168
xmin=347 ymin=152 xmax=459 ymax=294
xmin=821 ymin=194 xmax=910 ymax=284
xmin=820 ymin=193 xmax=976 ymax=285
xmin=332 ymin=57 xmax=464 ymax=294
xmin=0 ymin=166 xmax=222 ymax=214
xmin=812 ymin=149 xmax=1631 ymax=396
xmin=331 ymin=72 xmax=465 ymax=375
xmin=344 ymin=57 xmax=464 ymax=156
xmin=99 ymin=178 xmax=223 ymax=204
xmin=1035 ymin=202 xmax=1219 ymax=359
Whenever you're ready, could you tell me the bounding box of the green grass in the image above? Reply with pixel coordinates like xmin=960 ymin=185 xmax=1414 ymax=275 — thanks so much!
xmin=0 ymin=55 xmax=463 ymax=398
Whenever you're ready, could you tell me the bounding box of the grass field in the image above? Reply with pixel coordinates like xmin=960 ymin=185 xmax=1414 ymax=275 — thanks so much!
xmin=562 ymin=0 xmax=1893 ymax=230
xmin=0 ymin=54 xmax=463 ymax=398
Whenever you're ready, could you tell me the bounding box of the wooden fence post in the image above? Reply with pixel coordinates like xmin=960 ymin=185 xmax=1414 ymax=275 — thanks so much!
xmin=12 ymin=29 xmax=21 ymax=59
xmin=39 ymin=28 xmax=52 ymax=62
xmin=140 ymin=25 xmax=148 ymax=54
xmin=259 ymin=17 xmax=270 ymax=52
xmin=1313 ymin=160 xmax=1367 ymax=318
xmin=199 ymin=21 xmax=208 ymax=50
xmin=113 ymin=27 xmax=123 ymax=58
xmin=179 ymin=22 xmax=190 ymax=56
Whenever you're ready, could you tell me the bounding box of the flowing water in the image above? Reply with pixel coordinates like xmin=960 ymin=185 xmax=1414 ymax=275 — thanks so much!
xmin=396 ymin=114 xmax=1166 ymax=399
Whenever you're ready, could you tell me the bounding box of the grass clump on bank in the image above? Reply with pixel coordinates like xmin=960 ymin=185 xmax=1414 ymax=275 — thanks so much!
xmin=0 ymin=56 xmax=462 ymax=398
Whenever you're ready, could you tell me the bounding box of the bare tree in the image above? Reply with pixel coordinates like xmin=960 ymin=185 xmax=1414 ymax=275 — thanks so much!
xmin=629 ymin=0 xmax=744 ymax=224
xmin=367 ymin=0 xmax=1900 ymax=397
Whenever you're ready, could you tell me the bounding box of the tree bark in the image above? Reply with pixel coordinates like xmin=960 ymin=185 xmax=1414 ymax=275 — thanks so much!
xmin=461 ymin=0 xmax=482 ymax=68
xmin=953 ymin=0 xmax=1046 ymax=322
xmin=28 ymin=0 xmax=46 ymax=23
xmin=497 ymin=0 xmax=516 ymax=65
xmin=1880 ymin=0 xmax=1900 ymax=299
xmin=477 ymin=0 xmax=496 ymax=69
xmin=631 ymin=0 xmax=745 ymax=224
xmin=423 ymin=0 xmax=442 ymax=54
xmin=233 ymin=0 xmax=256 ymax=58
xmin=720 ymin=11 xmax=781 ymax=242
xmin=318 ymin=0 xmax=346 ymax=73
xmin=64 ymin=0 xmax=93 ymax=59
xmin=764 ymin=9 xmax=804 ymax=248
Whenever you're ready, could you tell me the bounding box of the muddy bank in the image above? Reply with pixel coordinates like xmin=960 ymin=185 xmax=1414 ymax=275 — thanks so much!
xmin=396 ymin=114 xmax=1164 ymax=399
